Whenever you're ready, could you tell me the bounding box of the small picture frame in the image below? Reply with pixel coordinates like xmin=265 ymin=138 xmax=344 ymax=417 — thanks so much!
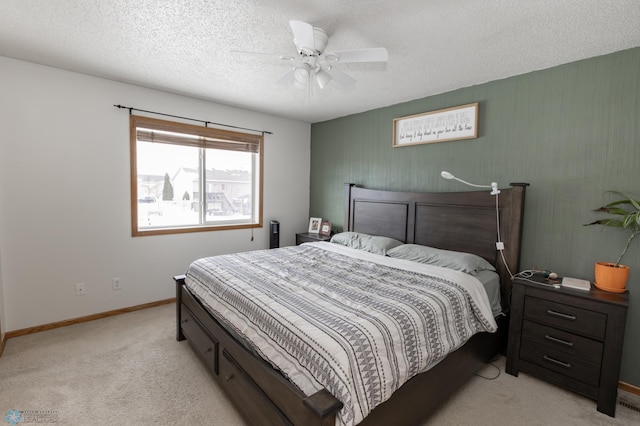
xmin=308 ymin=217 xmax=322 ymax=233
xmin=319 ymin=221 xmax=332 ymax=236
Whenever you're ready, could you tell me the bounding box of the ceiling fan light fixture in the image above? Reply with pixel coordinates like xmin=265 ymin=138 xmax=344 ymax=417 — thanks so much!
xmin=259 ymin=20 xmax=389 ymax=92
xmin=315 ymin=69 xmax=332 ymax=89
xmin=294 ymin=65 xmax=310 ymax=83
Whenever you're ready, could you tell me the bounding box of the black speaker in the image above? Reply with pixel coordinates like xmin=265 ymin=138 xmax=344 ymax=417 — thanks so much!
xmin=270 ymin=220 xmax=279 ymax=249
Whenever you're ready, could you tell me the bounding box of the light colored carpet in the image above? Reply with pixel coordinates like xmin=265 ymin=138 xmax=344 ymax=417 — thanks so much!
xmin=0 ymin=303 xmax=638 ymax=425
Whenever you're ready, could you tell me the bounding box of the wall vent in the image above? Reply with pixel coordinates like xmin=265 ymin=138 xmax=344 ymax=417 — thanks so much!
xmin=618 ymin=399 xmax=640 ymax=413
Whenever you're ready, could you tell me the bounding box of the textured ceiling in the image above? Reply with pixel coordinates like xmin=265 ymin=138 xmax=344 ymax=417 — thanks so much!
xmin=1 ymin=0 xmax=640 ymax=123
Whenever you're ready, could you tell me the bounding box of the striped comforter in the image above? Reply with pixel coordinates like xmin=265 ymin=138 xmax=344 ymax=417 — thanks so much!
xmin=185 ymin=242 xmax=497 ymax=426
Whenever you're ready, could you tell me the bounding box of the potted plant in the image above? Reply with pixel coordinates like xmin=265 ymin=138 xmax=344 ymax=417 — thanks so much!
xmin=584 ymin=191 xmax=640 ymax=292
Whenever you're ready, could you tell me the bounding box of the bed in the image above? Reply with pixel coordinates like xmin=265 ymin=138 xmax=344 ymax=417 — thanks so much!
xmin=175 ymin=182 xmax=528 ymax=425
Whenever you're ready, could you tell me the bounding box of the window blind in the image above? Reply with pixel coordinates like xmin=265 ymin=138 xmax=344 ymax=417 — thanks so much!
xmin=131 ymin=115 xmax=262 ymax=153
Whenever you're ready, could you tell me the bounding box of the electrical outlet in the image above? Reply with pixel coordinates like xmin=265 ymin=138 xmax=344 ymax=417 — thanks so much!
xmin=112 ymin=277 xmax=122 ymax=291
xmin=75 ymin=283 xmax=86 ymax=296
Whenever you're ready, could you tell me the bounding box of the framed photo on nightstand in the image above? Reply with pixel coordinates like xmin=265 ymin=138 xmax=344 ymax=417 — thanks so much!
xmin=319 ymin=221 xmax=332 ymax=236
xmin=308 ymin=217 xmax=322 ymax=233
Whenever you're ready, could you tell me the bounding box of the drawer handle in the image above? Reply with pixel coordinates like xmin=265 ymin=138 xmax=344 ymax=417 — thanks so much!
xmin=204 ymin=347 xmax=213 ymax=354
xmin=546 ymin=309 xmax=576 ymax=321
xmin=181 ymin=318 xmax=189 ymax=324
xmin=542 ymin=355 xmax=572 ymax=369
xmin=544 ymin=334 xmax=574 ymax=347
xmin=225 ymin=374 xmax=234 ymax=382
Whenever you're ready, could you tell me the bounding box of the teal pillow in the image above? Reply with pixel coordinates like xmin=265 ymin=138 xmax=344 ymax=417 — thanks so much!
xmin=330 ymin=232 xmax=404 ymax=255
xmin=386 ymin=244 xmax=495 ymax=275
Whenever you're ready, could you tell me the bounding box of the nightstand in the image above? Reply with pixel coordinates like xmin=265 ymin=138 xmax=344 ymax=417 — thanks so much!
xmin=295 ymin=232 xmax=331 ymax=245
xmin=506 ymin=274 xmax=628 ymax=417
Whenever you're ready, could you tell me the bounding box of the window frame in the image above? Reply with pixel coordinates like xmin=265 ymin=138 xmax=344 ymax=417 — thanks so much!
xmin=130 ymin=115 xmax=263 ymax=237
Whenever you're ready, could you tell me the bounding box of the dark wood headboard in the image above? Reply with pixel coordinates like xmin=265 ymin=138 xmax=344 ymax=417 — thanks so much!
xmin=344 ymin=183 xmax=528 ymax=309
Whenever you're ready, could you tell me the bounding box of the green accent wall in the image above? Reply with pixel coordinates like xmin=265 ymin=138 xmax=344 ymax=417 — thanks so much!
xmin=310 ymin=47 xmax=640 ymax=386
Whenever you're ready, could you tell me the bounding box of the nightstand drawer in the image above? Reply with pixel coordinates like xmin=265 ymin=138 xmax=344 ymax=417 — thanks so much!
xmin=524 ymin=296 xmax=606 ymax=340
xmin=522 ymin=321 xmax=603 ymax=365
xmin=520 ymin=340 xmax=601 ymax=387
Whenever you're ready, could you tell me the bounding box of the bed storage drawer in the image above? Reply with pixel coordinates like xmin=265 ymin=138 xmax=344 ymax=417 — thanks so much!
xmin=220 ymin=348 xmax=293 ymax=426
xmin=180 ymin=306 xmax=219 ymax=376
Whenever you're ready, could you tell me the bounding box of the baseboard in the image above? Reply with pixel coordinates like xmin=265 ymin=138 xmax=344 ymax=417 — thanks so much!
xmin=619 ymin=381 xmax=640 ymax=396
xmin=4 ymin=298 xmax=176 ymax=341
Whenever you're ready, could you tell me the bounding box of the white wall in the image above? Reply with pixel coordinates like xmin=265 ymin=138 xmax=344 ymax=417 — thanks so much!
xmin=0 ymin=57 xmax=311 ymax=332
xmin=0 ymin=237 xmax=4 ymax=342
xmin=0 ymin=155 xmax=4 ymax=340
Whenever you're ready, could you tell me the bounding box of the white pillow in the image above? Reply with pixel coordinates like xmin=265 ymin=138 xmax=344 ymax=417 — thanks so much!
xmin=330 ymin=232 xmax=404 ymax=255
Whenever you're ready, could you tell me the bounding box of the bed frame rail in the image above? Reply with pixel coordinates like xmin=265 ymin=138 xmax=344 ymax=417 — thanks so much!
xmin=175 ymin=275 xmax=342 ymax=426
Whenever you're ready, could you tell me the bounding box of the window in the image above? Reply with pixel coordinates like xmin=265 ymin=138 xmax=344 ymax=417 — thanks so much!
xmin=130 ymin=115 xmax=263 ymax=236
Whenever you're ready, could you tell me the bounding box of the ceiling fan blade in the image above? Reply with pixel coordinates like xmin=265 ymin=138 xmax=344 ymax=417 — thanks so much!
xmin=230 ymin=50 xmax=295 ymax=61
xmin=275 ymin=68 xmax=296 ymax=87
xmin=328 ymin=47 xmax=388 ymax=63
xmin=324 ymin=66 xmax=356 ymax=88
xmin=289 ymin=20 xmax=316 ymax=55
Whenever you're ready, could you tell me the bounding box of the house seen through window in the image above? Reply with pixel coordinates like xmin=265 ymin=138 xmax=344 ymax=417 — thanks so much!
xmin=130 ymin=115 xmax=263 ymax=236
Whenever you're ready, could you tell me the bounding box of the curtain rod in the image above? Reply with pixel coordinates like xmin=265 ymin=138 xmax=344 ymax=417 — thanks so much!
xmin=113 ymin=104 xmax=273 ymax=135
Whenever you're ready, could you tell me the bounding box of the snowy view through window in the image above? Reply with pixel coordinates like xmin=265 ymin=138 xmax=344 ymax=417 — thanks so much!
xmin=137 ymin=141 xmax=255 ymax=230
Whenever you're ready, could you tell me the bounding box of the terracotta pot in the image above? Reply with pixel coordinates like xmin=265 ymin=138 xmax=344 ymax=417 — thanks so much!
xmin=594 ymin=262 xmax=629 ymax=293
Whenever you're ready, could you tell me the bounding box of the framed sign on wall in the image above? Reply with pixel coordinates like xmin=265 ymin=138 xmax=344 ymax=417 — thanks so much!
xmin=393 ymin=103 xmax=478 ymax=147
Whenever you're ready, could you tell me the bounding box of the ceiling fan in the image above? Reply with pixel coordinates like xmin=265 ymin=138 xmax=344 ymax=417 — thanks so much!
xmin=233 ymin=20 xmax=388 ymax=90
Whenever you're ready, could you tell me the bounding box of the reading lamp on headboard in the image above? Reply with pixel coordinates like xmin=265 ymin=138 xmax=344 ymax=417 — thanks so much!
xmin=440 ymin=171 xmax=500 ymax=195
xmin=441 ymin=171 xmax=514 ymax=278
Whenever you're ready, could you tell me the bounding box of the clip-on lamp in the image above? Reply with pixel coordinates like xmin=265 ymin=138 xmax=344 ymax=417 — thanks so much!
xmin=440 ymin=170 xmax=513 ymax=277
xmin=440 ymin=171 xmax=500 ymax=195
